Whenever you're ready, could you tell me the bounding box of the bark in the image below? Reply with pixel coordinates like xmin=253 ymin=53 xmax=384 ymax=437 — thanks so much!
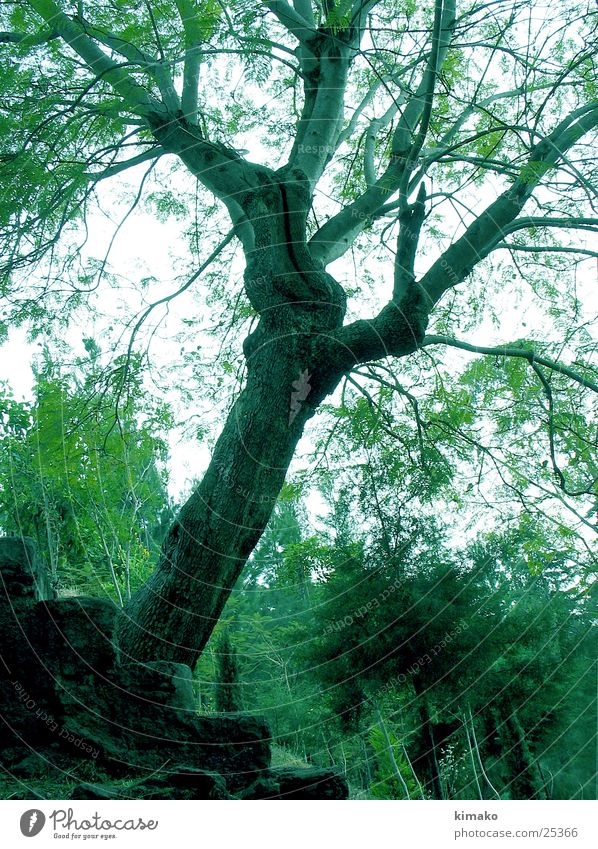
xmin=499 ymin=707 xmax=547 ymax=799
xmin=116 ymin=290 xmax=424 ymax=666
xmin=116 ymin=300 xmax=334 ymax=666
xmin=115 ymin=155 xmax=429 ymax=666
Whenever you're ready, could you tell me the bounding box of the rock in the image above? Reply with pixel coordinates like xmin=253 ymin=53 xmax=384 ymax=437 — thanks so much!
xmin=237 ymin=767 xmax=349 ymax=799
xmin=0 ymin=538 xmax=57 ymax=745
xmin=117 ymin=661 xmax=195 ymax=711
xmin=0 ymin=537 xmax=53 ymax=601
xmin=268 ymin=766 xmax=348 ymax=799
xmin=239 ymin=774 xmax=281 ymax=799
xmin=69 ymin=767 xmax=349 ymax=800
xmin=69 ymin=782 xmax=127 ymax=800
xmin=167 ymin=765 xmax=231 ymax=795
xmin=33 ymin=597 xmax=119 ymax=677
xmin=60 ymin=702 xmax=271 ymax=792
xmin=70 ymin=769 xmax=231 ymax=800
xmin=0 ymin=536 xmax=275 ymax=798
xmin=138 ymin=769 xmax=231 ymax=799
xmin=10 ymin=753 xmax=63 ymax=779
xmin=0 ymin=671 xmax=58 ymax=748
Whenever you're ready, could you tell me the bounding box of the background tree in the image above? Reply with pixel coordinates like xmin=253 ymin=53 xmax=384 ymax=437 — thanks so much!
xmin=0 ymin=343 xmax=174 ymax=601
xmin=214 ymin=629 xmax=242 ymax=712
xmin=193 ymin=484 xmax=595 ymax=798
xmin=0 ymin=0 xmax=596 ymax=666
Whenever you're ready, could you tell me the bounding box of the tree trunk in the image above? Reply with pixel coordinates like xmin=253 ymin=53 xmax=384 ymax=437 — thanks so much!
xmin=116 ymin=211 xmax=351 ymax=666
xmin=117 ymin=329 xmax=328 ymax=665
xmin=412 ymin=677 xmax=445 ymax=799
xmin=116 ymin=172 xmax=427 ymax=668
xmin=500 ymin=707 xmax=547 ymax=799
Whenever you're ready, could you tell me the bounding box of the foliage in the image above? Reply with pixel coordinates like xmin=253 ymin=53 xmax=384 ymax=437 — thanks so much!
xmin=0 ymin=345 xmax=173 ymax=601
xmin=0 ymin=0 xmax=596 ymax=799
xmin=199 ymin=485 xmax=596 ymax=799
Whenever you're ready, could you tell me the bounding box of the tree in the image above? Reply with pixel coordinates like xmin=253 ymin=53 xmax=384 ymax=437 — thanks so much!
xmin=0 ymin=0 xmax=596 ymax=666
xmin=295 ymin=512 xmax=596 ymax=798
xmin=214 ymin=629 xmax=242 ymax=712
xmin=0 ymin=344 xmax=173 ymax=601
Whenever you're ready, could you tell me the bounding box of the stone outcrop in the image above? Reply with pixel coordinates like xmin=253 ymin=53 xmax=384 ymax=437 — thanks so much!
xmin=70 ymin=767 xmax=232 ymax=800
xmin=68 ymin=765 xmax=348 ymax=800
xmin=0 ymin=537 xmax=348 ymax=800
xmin=240 ymin=767 xmax=348 ymax=799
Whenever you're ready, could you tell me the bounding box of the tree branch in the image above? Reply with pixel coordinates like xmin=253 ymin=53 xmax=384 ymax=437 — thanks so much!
xmin=363 ymin=98 xmax=404 ymax=186
xmin=495 ymin=243 xmax=598 ymax=259
xmin=293 ymin=0 xmax=315 ymax=26
xmin=390 ymin=0 xmax=454 ymax=178
xmin=87 ymin=146 xmax=166 ymax=181
xmin=263 ymin=0 xmax=316 ymax=41
xmin=284 ymin=29 xmax=353 ymax=186
xmin=174 ymin=0 xmax=204 ymax=122
xmin=24 ymin=0 xmax=267 ymax=247
xmin=146 ymin=117 xmax=271 ymax=250
xmin=500 ymin=216 xmax=598 ymax=237
xmin=530 ymin=362 xmax=594 ymax=498
xmin=26 ymin=0 xmax=165 ymax=120
xmin=393 ymin=183 xmax=427 ymax=301
xmin=421 ymin=335 xmax=598 ymax=393
xmin=418 ymin=102 xmax=598 ymax=307
xmin=353 ymin=364 xmax=428 ymax=467
xmin=309 ymin=0 xmax=456 ymax=264
xmin=115 ymin=230 xmax=236 ymax=413
xmin=77 ymin=19 xmax=180 ymax=111
xmin=0 ymin=28 xmax=58 ymax=46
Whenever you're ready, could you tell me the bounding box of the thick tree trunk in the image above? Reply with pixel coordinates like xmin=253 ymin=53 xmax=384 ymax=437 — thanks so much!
xmin=116 ymin=187 xmax=354 ymax=665
xmin=117 ymin=317 xmax=334 ymax=666
xmin=116 ymin=170 xmax=427 ymax=667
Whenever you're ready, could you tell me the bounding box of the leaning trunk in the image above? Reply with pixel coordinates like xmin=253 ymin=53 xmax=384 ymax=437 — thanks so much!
xmin=116 ymin=208 xmax=349 ymax=666
xmin=117 ymin=324 xmax=333 ymax=666
xmin=116 ymin=170 xmax=425 ymax=668
xmin=499 ymin=707 xmax=547 ymax=799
